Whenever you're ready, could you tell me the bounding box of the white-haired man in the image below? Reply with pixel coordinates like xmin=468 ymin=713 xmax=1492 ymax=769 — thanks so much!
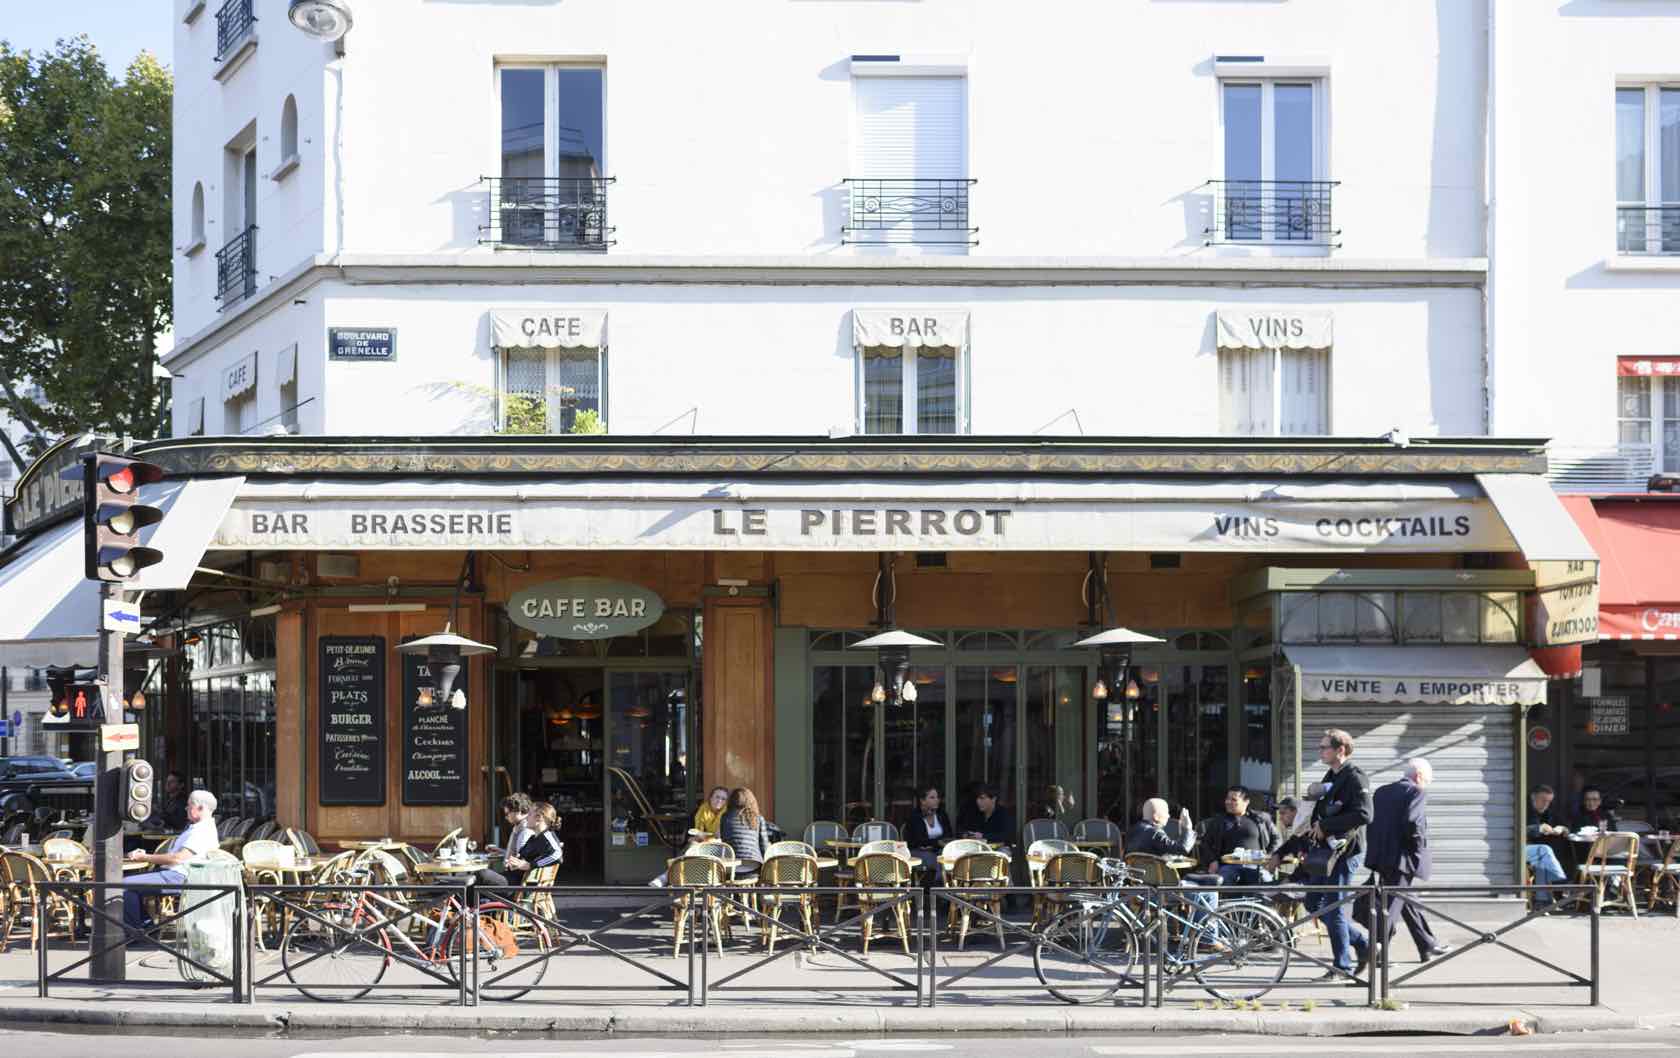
xmin=1365 ymin=758 xmax=1449 ymax=962
xmin=123 ymin=788 xmax=221 ymax=936
xmin=1125 ymin=796 xmax=1217 ymax=918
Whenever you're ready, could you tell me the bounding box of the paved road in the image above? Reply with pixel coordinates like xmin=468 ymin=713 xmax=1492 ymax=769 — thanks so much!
xmin=3 ymin=1030 xmax=1677 ymax=1058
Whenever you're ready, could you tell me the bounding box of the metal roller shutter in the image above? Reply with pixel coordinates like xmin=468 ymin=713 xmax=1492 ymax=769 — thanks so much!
xmin=1281 ymin=702 xmax=1515 ymax=886
xmin=853 ymin=76 xmax=966 ymax=178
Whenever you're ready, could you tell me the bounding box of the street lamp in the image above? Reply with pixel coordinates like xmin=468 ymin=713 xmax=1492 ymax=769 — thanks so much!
xmin=852 ymin=629 xmax=941 ymax=707
xmin=288 ymin=0 xmax=354 ymax=41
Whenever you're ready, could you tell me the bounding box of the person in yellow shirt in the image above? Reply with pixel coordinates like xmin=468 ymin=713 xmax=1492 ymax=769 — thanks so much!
xmin=692 ymin=786 xmax=730 ymax=835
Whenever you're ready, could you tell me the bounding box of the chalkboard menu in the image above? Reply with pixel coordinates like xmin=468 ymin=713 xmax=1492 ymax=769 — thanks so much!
xmin=400 ymin=640 xmax=469 ymax=806
xmin=319 ymin=636 xmax=386 ymax=805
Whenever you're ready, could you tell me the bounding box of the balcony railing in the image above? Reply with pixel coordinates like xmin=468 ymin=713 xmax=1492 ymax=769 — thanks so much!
xmin=1616 ymin=206 xmax=1680 ymax=255
xmin=481 ymin=177 xmax=614 ymax=250
xmin=843 ymin=178 xmax=978 ymax=246
xmin=1203 ymin=180 xmax=1340 ymax=247
xmin=215 ymin=225 xmax=257 ymax=309
xmin=1545 ymin=442 xmax=1658 ymax=493
xmin=214 ymin=0 xmax=256 ymax=61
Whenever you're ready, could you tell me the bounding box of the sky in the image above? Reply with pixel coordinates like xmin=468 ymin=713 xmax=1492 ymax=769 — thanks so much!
xmin=1 ymin=2 xmax=173 ymax=72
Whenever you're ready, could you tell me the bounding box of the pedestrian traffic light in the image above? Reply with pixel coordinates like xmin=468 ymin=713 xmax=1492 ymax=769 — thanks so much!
xmin=123 ymin=759 xmax=154 ymax=823
xmin=43 ymin=665 xmax=105 ymax=728
xmin=73 ymin=453 xmax=165 ymax=582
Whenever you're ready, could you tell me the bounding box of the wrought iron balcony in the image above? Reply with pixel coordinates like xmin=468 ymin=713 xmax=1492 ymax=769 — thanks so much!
xmin=843 ymin=178 xmax=978 ymax=246
xmin=1616 ymin=206 xmax=1680 ymax=255
xmin=215 ymin=225 xmax=257 ymax=309
xmin=481 ymin=177 xmax=615 ymax=250
xmin=215 ymin=0 xmax=256 ymax=61
xmin=1203 ymin=180 xmax=1340 ymax=247
xmin=1545 ymin=442 xmax=1658 ymax=493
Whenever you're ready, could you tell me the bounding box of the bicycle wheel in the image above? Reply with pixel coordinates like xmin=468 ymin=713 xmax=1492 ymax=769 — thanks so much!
xmin=1189 ymin=902 xmax=1292 ymax=1002
xmin=1033 ymin=903 xmax=1141 ymax=1004
xmin=445 ymin=903 xmax=554 ymax=1001
xmin=280 ymin=903 xmax=391 ymax=1002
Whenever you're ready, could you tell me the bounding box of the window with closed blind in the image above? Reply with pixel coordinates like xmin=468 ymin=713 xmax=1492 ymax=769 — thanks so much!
xmin=1215 ymin=310 xmax=1331 ymax=436
xmin=847 ymin=73 xmax=973 ymax=246
xmin=501 ymin=347 xmax=607 ymax=434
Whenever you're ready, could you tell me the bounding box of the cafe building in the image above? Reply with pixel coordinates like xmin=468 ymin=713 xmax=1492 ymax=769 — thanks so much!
xmin=0 ymin=432 xmax=1597 ymax=886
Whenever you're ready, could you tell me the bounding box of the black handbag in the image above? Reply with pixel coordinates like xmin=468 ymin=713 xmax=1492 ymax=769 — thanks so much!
xmin=1302 ymin=842 xmax=1341 ymax=879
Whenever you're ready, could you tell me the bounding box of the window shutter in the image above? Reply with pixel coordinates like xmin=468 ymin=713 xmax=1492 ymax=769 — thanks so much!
xmin=1279 ymin=349 xmax=1329 ymax=435
xmin=853 ymin=77 xmax=965 ymax=178
xmin=1220 ymin=349 xmax=1273 ymax=435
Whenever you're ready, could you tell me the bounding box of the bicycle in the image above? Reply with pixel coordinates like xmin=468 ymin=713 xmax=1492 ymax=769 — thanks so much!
xmin=1032 ymin=857 xmax=1293 ymax=1004
xmin=278 ymin=860 xmax=553 ymax=1001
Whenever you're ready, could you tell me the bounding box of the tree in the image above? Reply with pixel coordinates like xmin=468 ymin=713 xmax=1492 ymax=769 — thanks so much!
xmin=0 ymin=37 xmax=172 ymax=450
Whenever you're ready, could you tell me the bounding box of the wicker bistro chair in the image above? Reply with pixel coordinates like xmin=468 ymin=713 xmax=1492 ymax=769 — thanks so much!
xmin=689 ymin=840 xmax=736 ymax=862
xmin=858 ymin=839 xmax=909 ymax=858
xmin=286 ymin=828 xmax=324 ymax=857
xmin=668 ymin=853 xmax=729 ymax=958
xmin=431 ymin=828 xmax=463 ymax=857
xmin=0 ymin=851 xmax=77 ymax=951
xmin=853 ymin=820 xmax=899 ymax=843
xmin=1577 ymin=833 xmax=1641 ymax=916
xmin=853 ymin=851 xmax=914 ymax=955
xmin=805 ymin=822 xmax=850 ymax=906
xmin=1647 ymin=837 xmax=1680 ymax=913
xmin=765 ymin=840 xmax=816 ymax=860
xmin=1022 ymin=818 xmax=1071 ymax=847
xmin=1073 ymin=818 xmax=1125 ymax=853
xmin=1027 ymin=838 xmax=1078 ymax=887
xmin=506 ymin=862 xmax=559 ymax=939
xmin=1033 ymin=850 xmax=1102 ymax=928
xmin=947 ymin=850 xmax=1011 ymax=951
xmin=757 ymin=853 xmax=819 ymax=953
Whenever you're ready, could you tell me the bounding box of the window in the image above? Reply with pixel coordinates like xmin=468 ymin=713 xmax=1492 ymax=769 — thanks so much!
xmin=1617 ymin=373 xmax=1680 ymax=471
xmin=860 ymin=346 xmax=963 ymax=434
xmin=501 ymin=347 xmax=607 ymax=434
xmin=1616 ymin=86 xmax=1680 ymax=254
xmin=848 ymin=74 xmax=972 ymax=246
xmin=273 ymin=95 xmax=300 ymax=181
xmin=1219 ymin=348 xmax=1329 ymax=434
xmin=1220 ymin=79 xmax=1327 ymax=243
xmin=188 ymin=182 xmax=206 ymax=252
xmin=496 ymin=65 xmax=608 ymax=248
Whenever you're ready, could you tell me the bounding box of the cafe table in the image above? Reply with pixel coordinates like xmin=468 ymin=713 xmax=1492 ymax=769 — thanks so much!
xmin=338 ymin=839 xmax=401 ymax=850
xmin=415 ymin=858 xmax=492 ymax=877
xmin=1074 ymin=839 xmax=1117 ymax=854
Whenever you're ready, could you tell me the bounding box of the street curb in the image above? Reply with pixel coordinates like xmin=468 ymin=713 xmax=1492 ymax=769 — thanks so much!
xmin=0 ymin=1000 xmax=1650 ymax=1036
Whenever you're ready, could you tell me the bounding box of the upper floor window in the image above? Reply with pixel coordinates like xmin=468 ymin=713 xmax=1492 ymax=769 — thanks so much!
xmin=853 ymin=309 xmax=968 ymax=434
xmin=1216 ymin=310 xmax=1330 ymax=435
xmin=1617 ymin=365 xmax=1680 ymax=473
xmin=1212 ymin=79 xmax=1333 ymax=246
xmin=846 ymin=71 xmax=974 ymax=247
xmin=214 ymin=0 xmax=256 ymax=66
xmin=489 ymin=65 xmax=610 ymax=249
xmin=1616 ymin=85 xmax=1680 ymax=254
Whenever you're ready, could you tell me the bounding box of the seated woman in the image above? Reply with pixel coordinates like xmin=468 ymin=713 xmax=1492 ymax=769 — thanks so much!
xmin=718 ymin=787 xmax=775 ymax=880
xmin=903 ymin=785 xmax=952 ymax=873
xmin=502 ymin=802 xmax=564 ymax=885
xmin=693 ymin=786 xmax=730 ymax=836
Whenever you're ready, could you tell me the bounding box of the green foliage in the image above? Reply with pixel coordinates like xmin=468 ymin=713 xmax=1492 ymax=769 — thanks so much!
xmin=0 ymin=37 xmax=172 ymax=445
xmin=570 ymin=408 xmax=604 ymax=434
xmin=501 ymin=393 xmax=548 ymax=435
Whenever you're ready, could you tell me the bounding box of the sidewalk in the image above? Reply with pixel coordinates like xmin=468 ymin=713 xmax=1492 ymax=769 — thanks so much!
xmin=0 ymin=911 xmax=1671 ymax=1037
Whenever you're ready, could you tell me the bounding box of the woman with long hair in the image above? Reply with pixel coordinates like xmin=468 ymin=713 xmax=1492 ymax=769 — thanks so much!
xmin=903 ymin=784 xmax=952 ymax=875
xmin=719 ymin=786 xmax=774 ymax=878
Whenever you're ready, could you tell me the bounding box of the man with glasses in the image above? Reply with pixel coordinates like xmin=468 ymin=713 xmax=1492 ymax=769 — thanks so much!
xmin=1272 ymin=729 xmax=1373 ymax=979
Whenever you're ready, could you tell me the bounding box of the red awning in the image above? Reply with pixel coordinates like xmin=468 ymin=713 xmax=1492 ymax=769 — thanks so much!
xmin=1562 ymin=496 xmax=1680 ymax=639
xmin=1617 ymin=355 xmax=1680 ymax=377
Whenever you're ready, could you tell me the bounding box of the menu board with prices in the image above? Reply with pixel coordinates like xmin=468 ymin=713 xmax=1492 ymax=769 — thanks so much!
xmin=1586 ymin=696 xmax=1631 ymax=737
xmin=400 ymin=642 xmax=469 ymax=806
xmin=319 ymin=636 xmax=386 ymax=805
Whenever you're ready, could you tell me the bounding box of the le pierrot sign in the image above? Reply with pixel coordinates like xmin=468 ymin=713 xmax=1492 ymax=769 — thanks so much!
xmin=507 ymin=577 xmax=665 ymax=639
xmin=2 ymin=435 xmax=93 ymax=537
xmin=213 ymin=498 xmax=1519 ymax=553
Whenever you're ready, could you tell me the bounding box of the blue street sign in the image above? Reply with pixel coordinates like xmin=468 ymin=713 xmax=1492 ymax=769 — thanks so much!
xmin=0 ymin=720 xmax=9 ymax=738
xmin=9 ymin=710 xmax=19 ymax=729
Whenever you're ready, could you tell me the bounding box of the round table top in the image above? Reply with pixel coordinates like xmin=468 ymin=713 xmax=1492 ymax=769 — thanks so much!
xmin=1074 ymin=839 xmax=1116 ymax=849
xmin=416 ymin=858 xmax=490 ymax=875
xmin=1164 ymin=857 xmax=1197 ymax=870
xmin=339 ymin=839 xmax=400 ymax=850
xmin=822 ymin=839 xmax=866 ymax=850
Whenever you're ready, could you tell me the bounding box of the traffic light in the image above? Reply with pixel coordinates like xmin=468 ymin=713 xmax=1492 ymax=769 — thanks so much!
xmin=73 ymin=453 xmax=165 ymax=582
xmin=123 ymin=759 xmax=154 ymax=823
xmin=43 ymin=665 xmax=105 ymax=728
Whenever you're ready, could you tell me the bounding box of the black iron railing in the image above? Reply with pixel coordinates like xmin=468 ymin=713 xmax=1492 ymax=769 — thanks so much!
xmin=1617 ymin=206 xmax=1680 ymax=255
xmin=215 ymin=225 xmax=257 ymax=308
xmin=481 ymin=177 xmax=615 ymax=250
xmin=215 ymin=0 xmax=256 ymax=61
xmin=843 ymin=178 xmax=978 ymax=245
xmin=1204 ymin=179 xmax=1339 ymax=246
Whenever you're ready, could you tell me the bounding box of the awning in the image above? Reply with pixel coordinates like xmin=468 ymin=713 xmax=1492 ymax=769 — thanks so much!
xmin=1216 ymin=309 xmax=1333 ymax=352
xmin=1476 ymin=473 xmax=1600 ymax=646
xmin=210 ymin=475 xmax=1521 ymax=553
xmin=490 ymin=309 xmax=606 ymax=350
xmin=1285 ymin=645 xmax=1549 ymax=706
xmin=1561 ymin=497 xmax=1680 ymax=639
xmin=0 ymin=476 xmax=245 ymax=667
xmin=276 ymin=342 xmax=297 ymax=387
xmin=853 ymin=309 xmax=968 ymax=349
xmin=1617 ymin=355 xmax=1680 ymax=377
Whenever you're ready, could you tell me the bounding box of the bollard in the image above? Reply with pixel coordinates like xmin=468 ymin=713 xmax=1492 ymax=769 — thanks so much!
xmin=1368 ymin=879 xmax=1382 ymax=1006
xmin=1590 ymin=892 xmax=1601 ymax=1007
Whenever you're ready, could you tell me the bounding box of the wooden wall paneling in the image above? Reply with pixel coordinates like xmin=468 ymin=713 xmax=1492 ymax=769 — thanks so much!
xmin=274 ymin=605 xmax=306 ymax=830
xmin=701 ymin=596 xmax=775 ymax=816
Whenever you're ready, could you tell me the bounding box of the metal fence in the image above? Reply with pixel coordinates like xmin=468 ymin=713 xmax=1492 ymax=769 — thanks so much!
xmin=1203 ymin=179 xmax=1340 ymax=246
xmin=842 ymin=178 xmax=978 ymax=246
xmin=480 ymin=177 xmax=615 ymax=250
xmin=214 ymin=225 xmax=258 ymax=307
xmin=24 ymin=879 xmax=1599 ymax=1007
xmin=214 ymin=0 xmax=256 ymax=61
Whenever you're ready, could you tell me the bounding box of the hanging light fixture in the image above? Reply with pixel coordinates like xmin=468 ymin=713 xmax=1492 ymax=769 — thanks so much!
xmin=852 ymin=629 xmax=942 ymax=707
xmin=1074 ymin=627 xmax=1163 ymax=705
xmin=288 ymin=0 xmax=354 ymax=41
xmin=397 ymin=553 xmax=496 ymax=710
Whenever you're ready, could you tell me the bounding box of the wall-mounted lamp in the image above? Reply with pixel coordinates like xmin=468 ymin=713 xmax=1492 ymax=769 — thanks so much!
xmin=288 ymin=0 xmax=353 ymax=41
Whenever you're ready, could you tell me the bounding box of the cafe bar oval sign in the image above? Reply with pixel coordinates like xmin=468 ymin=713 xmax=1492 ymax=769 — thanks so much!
xmin=508 ymin=577 xmax=665 ymax=640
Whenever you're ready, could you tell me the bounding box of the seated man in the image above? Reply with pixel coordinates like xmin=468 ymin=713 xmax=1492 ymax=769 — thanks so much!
xmin=123 ymin=788 xmax=221 ymax=938
xmin=1128 ymin=797 xmax=1217 ymax=918
xmin=1525 ymin=784 xmax=1568 ymax=905
xmin=1199 ymin=785 xmax=1280 ymax=887
xmin=955 ymin=785 xmax=1016 ymax=846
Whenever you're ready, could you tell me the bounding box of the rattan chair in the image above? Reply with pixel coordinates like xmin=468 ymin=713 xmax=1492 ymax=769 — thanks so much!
xmin=1034 ymin=849 xmax=1102 ymax=927
xmin=806 ymin=821 xmax=852 ymax=917
xmin=1072 ymin=817 xmax=1125 ymax=853
xmin=853 ymin=851 xmax=913 ymax=955
xmin=1027 ymin=837 xmax=1077 ymax=886
xmin=859 ymin=839 xmax=908 ymax=858
xmin=852 ymin=820 xmax=899 ymax=843
xmin=757 ymin=853 xmax=818 ymax=953
xmin=803 ymin=821 xmax=846 ymax=849
xmin=1647 ymin=838 xmax=1679 ymax=913
xmin=765 ymin=840 xmax=816 ymax=860
xmin=1577 ymin=833 xmax=1641 ymax=916
xmin=431 ymin=828 xmax=463 ymax=857
xmin=689 ymin=839 xmax=736 ymax=862
xmin=668 ymin=853 xmax=728 ymax=957
xmin=285 ymin=828 xmax=323 ymax=857
xmin=507 ymin=862 xmax=559 ymax=938
xmin=0 ymin=850 xmax=76 ymax=951
xmin=947 ymin=850 xmax=1010 ymax=950
xmin=1022 ymin=818 xmax=1071 ymax=847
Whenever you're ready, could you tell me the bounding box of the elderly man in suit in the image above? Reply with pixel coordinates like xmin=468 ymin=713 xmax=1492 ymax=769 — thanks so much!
xmin=1366 ymin=758 xmax=1450 ymax=962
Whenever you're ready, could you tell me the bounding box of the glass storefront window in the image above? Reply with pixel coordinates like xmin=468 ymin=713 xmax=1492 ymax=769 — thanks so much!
xmin=811 ymin=665 xmax=876 ymax=827
xmin=1025 ymin=666 xmax=1085 ymax=825
xmin=955 ymin=667 xmax=1018 ymax=819
xmin=183 ymin=617 xmax=277 ymax=819
xmin=1570 ymin=658 xmax=1650 ymax=820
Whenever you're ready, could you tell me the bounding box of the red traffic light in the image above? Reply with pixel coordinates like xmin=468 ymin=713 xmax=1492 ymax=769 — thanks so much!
xmin=74 ymin=453 xmax=166 ymax=583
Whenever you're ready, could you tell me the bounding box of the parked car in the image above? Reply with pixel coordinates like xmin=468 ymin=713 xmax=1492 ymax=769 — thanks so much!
xmin=69 ymin=762 xmax=98 ymax=780
xmin=0 ymin=756 xmax=93 ymax=814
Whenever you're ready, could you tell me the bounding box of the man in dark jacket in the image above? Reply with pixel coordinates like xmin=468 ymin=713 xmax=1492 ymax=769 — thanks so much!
xmin=955 ymin=785 xmax=1016 ymax=845
xmin=1365 ymin=759 xmax=1447 ymax=960
xmin=1199 ymin=785 xmax=1279 ymax=885
xmin=1524 ymin=784 xmax=1568 ymax=903
xmin=1274 ymin=728 xmax=1373 ymax=978
xmin=1127 ymin=797 xmax=1196 ymax=858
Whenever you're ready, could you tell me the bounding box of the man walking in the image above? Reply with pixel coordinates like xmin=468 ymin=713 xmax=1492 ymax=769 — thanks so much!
xmin=1366 ymin=759 xmax=1450 ymax=961
xmin=1274 ymin=728 xmax=1372 ymax=979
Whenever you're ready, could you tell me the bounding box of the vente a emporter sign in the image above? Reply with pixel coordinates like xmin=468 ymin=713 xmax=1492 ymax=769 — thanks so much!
xmin=508 ymin=577 xmax=666 ymax=640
